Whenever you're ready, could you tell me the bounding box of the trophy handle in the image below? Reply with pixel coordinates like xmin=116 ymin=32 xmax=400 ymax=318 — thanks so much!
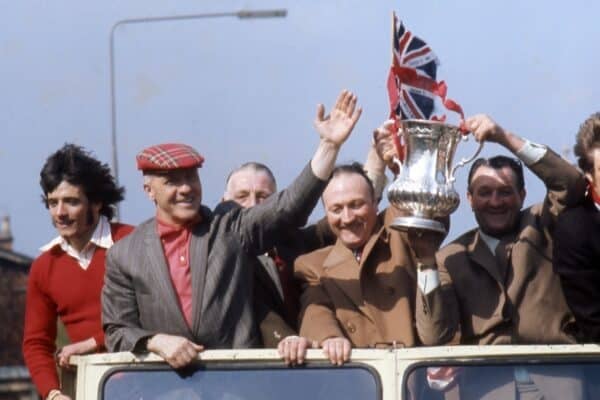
xmin=392 ymin=156 xmax=403 ymax=176
xmin=449 ymin=137 xmax=484 ymax=183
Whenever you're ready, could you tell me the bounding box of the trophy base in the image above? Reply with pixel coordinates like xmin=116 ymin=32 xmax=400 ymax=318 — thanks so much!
xmin=390 ymin=216 xmax=447 ymax=234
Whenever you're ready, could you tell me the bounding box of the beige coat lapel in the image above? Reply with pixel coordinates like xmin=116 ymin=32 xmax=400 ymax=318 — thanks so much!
xmin=466 ymin=231 xmax=504 ymax=284
xmin=322 ymin=224 xmax=387 ymax=324
xmin=323 ymin=242 xmax=377 ymax=322
xmin=495 ymin=231 xmax=520 ymax=282
xmin=360 ymin=223 xmax=385 ymax=267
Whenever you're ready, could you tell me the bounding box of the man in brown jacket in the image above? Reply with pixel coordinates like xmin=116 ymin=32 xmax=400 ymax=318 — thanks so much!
xmin=413 ymin=114 xmax=587 ymax=399
xmin=415 ymin=114 xmax=585 ymax=344
xmin=293 ymin=161 xmax=453 ymax=365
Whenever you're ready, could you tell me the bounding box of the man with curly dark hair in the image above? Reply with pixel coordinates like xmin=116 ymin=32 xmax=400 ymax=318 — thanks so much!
xmin=554 ymin=113 xmax=600 ymax=342
xmin=23 ymin=144 xmax=134 ymax=400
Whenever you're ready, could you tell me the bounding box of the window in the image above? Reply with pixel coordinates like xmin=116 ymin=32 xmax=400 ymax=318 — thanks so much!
xmin=405 ymin=362 xmax=600 ymax=400
xmin=103 ymin=364 xmax=380 ymax=400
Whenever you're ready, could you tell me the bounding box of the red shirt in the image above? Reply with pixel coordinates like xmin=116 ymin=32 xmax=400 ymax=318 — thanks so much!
xmin=156 ymin=218 xmax=193 ymax=326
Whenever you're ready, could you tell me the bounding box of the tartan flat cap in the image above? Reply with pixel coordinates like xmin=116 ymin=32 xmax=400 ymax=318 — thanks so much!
xmin=136 ymin=143 xmax=204 ymax=171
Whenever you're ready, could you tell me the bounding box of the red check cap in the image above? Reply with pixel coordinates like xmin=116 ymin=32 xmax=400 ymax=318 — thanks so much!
xmin=136 ymin=143 xmax=204 ymax=171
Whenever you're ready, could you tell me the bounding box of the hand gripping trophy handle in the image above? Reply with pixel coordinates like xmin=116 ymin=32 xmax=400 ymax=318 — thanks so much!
xmin=392 ymin=156 xmax=403 ymax=176
xmin=393 ymin=132 xmax=484 ymax=184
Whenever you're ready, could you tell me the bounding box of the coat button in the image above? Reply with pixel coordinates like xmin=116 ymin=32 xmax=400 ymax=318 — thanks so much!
xmin=347 ymin=323 xmax=356 ymax=333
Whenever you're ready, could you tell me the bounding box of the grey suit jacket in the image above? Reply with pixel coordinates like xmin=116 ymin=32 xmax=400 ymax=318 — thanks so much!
xmin=102 ymin=163 xmax=326 ymax=352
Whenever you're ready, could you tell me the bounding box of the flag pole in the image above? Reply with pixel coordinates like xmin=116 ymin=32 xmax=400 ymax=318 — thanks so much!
xmin=389 ymin=11 xmax=405 ymax=164
xmin=391 ymin=12 xmax=396 ymax=65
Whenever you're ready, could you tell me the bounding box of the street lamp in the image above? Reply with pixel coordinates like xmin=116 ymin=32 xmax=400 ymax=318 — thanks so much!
xmin=109 ymin=9 xmax=287 ymax=219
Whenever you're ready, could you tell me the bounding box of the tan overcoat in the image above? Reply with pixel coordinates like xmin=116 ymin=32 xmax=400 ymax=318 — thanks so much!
xmin=418 ymin=149 xmax=586 ymax=345
xmin=295 ymin=207 xmax=453 ymax=347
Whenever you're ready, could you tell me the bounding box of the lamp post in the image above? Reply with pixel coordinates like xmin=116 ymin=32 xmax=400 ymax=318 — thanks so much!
xmin=109 ymin=9 xmax=287 ymax=219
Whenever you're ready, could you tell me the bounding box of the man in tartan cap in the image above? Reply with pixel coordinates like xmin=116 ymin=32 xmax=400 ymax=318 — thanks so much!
xmin=135 ymin=142 xmax=205 ymax=172
xmin=102 ymin=89 xmax=362 ymax=369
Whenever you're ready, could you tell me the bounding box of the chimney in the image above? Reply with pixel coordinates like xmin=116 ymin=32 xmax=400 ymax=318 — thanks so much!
xmin=0 ymin=215 xmax=14 ymax=251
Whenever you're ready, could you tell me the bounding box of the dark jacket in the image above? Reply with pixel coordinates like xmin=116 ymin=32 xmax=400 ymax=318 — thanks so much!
xmin=553 ymin=196 xmax=600 ymax=342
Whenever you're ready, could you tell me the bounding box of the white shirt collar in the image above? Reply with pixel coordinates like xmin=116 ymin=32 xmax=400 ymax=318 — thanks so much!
xmin=39 ymin=215 xmax=113 ymax=269
xmin=478 ymin=230 xmax=500 ymax=254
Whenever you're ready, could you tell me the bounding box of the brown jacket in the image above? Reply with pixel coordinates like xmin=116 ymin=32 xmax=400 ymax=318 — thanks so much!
xmin=419 ymin=149 xmax=586 ymax=345
xmin=295 ymin=207 xmax=453 ymax=347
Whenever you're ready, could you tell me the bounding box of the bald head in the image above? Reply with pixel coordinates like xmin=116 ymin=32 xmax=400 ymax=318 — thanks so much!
xmin=223 ymin=162 xmax=277 ymax=208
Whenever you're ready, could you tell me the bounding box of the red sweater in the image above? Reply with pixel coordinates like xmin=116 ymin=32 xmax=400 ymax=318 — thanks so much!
xmin=22 ymin=223 xmax=133 ymax=398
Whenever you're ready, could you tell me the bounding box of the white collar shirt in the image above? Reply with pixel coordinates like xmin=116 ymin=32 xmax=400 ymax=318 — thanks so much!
xmin=39 ymin=215 xmax=113 ymax=270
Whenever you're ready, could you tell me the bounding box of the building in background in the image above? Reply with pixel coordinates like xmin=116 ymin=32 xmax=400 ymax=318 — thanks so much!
xmin=0 ymin=215 xmax=37 ymax=399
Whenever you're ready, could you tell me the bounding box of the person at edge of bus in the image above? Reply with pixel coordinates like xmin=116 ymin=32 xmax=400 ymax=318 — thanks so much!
xmin=222 ymin=141 xmax=388 ymax=351
xmin=379 ymin=115 xmax=587 ymax=400
xmin=23 ymin=144 xmax=134 ymax=400
xmin=553 ymin=112 xmax=600 ymax=342
xmin=101 ymin=89 xmax=362 ymax=369
xmin=284 ymin=136 xmax=454 ymax=367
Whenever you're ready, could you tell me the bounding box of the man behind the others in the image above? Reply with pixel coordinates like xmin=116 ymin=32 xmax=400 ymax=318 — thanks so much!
xmin=222 ymin=162 xmax=332 ymax=347
xmin=223 ymin=143 xmax=388 ymax=351
xmin=23 ymin=144 xmax=133 ymax=400
xmin=102 ymin=89 xmax=362 ymax=369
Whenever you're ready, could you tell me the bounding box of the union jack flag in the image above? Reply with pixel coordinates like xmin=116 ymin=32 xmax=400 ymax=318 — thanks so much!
xmin=387 ymin=13 xmax=464 ymax=122
xmin=387 ymin=15 xmax=439 ymax=120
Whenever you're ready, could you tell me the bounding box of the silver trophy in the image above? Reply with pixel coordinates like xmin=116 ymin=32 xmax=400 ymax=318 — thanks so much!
xmin=387 ymin=119 xmax=483 ymax=233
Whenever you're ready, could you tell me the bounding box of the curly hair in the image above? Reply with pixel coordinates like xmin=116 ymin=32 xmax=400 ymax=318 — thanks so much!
xmin=40 ymin=144 xmax=124 ymax=219
xmin=574 ymin=112 xmax=600 ymax=173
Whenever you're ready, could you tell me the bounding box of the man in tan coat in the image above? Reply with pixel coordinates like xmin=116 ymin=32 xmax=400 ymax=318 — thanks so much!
xmin=410 ymin=114 xmax=587 ymax=399
xmin=415 ymin=114 xmax=585 ymax=344
xmin=293 ymin=161 xmax=454 ymax=365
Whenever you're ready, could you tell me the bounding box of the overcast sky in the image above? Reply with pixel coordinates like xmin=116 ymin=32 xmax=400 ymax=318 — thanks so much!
xmin=2 ymin=0 xmax=599 ymax=256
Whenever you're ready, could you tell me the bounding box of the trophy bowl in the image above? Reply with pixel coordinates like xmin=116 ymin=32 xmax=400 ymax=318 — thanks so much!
xmin=387 ymin=119 xmax=483 ymax=233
